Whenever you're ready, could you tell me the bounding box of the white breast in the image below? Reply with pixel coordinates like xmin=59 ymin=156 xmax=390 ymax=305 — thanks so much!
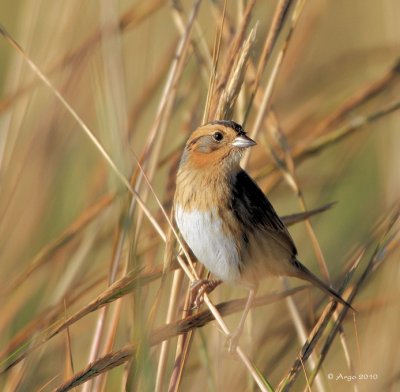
xmin=175 ymin=205 xmax=241 ymax=283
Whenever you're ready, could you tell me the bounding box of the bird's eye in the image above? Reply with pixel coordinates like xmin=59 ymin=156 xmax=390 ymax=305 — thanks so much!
xmin=213 ymin=131 xmax=224 ymax=142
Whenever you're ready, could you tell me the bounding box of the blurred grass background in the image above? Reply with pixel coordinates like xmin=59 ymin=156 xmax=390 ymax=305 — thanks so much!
xmin=0 ymin=1 xmax=399 ymax=391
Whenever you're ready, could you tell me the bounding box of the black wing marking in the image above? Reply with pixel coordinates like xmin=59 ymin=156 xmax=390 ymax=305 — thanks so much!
xmin=231 ymin=170 xmax=297 ymax=256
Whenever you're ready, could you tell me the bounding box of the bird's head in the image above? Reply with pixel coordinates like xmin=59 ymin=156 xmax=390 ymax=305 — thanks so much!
xmin=179 ymin=120 xmax=256 ymax=172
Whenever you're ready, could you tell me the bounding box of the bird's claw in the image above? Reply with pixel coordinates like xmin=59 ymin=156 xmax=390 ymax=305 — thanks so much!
xmin=190 ymin=279 xmax=222 ymax=309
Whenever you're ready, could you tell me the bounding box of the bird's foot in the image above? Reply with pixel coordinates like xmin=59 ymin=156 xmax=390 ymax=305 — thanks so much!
xmin=190 ymin=279 xmax=222 ymax=309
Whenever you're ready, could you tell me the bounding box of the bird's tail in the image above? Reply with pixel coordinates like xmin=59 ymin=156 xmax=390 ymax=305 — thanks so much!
xmin=291 ymin=258 xmax=354 ymax=310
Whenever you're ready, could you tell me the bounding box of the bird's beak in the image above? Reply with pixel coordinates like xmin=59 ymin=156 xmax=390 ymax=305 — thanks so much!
xmin=232 ymin=134 xmax=257 ymax=148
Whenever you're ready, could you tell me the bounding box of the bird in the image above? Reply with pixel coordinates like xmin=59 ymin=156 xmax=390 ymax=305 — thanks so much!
xmin=174 ymin=119 xmax=352 ymax=350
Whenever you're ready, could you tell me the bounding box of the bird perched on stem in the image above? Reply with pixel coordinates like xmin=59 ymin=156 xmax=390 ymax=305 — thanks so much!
xmin=174 ymin=120 xmax=352 ymax=351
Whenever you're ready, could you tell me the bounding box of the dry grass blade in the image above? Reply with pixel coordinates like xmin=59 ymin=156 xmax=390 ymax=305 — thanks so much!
xmin=0 ymin=275 xmax=106 ymax=362
xmin=294 ymin=97 xmax=400 ymax=161
xmin=155 ymin=269 xmax=184 ymax=392
xmin=269 ymin=111 xmax=331 ymax=280
xmin=255 ymin=96 xmax=400 ymax=188
xmin=0 ymin=25 xmax=136 ymax=199
xmin=270 ymin=120 xmax=355 ymax=390
xmin=309 ymin=58 xmax=400 ymax=137
xmin=127 ymin=11 xmax=205 ymax=298
xmin=171 ymin=0 xmax=213 ymax=81
xmin=119 ymin=0 xmax=167 ymax=31
xmin=215 ymin=24 xmax=257 ymax=119
xmin=168 ymin=323 xmax=194 ymax=392
xmin=202 ymin=0 xmax=225 ymax=124
xmin=281 ymin=202 xmax=336 ymax=226
xmin=0 ymin=0 xmax=166 ymax=116
xmin=269 ymin=110 xmax=346 ymax=391
xmin=279 ymin=207 xmax=400 ymax=391
xmin=53 ymin=287 xmax=304 ymax=392
xmin=127 ymin=0 xmax=203 ymax=266
xmin=0 ymin=266 xmax=156 ymax=373
xmin=38 ymin=375 xmax=61 ymax=392
xmin=244 ymin=0 xmax=305 ymax=166
xmin=306 ymin=211 xmax=400 ymax=387
xmin=63 ymin=300 xmax=75 ymax=380
xmin=208 ymin=0 xmax=256 ymax=118
xmin=2 ymin=193 xmax=115 ymax=295
xmin=244 ymin=0 xmax=292 ymax=124
xmin=127 ymin=39 xmax=178 ymax=137
xmin=139 ymin=0 xmax=203 ymax=165
xmin=0 ymin=24 xmax=190 ymax=320
xmin=54 ymin=347 xmax=134 ymax=392
xmin=0 ymin=27 xmax=185 ymax=277
xmin=278 ymin=255 xmax=359 ymax=392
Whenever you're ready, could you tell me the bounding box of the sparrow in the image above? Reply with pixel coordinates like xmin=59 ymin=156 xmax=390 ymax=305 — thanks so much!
xmin=174 ymin=120 xmax=351 ymax=349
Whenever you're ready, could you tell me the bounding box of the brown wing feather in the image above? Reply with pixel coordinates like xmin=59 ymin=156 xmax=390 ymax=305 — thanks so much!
xmin=230 ymin=171 xmax=353 ymax=309
xmin=230 ymin=170 xmax=297 ymax=256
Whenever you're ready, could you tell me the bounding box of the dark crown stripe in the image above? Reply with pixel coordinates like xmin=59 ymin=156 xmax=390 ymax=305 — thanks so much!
xmin=208 ymin=120 xmax=246 ymax=135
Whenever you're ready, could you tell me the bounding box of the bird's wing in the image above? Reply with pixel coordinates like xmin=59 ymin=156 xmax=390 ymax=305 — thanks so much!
xmin=231 ymin=170 xmax=297 ymax=256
